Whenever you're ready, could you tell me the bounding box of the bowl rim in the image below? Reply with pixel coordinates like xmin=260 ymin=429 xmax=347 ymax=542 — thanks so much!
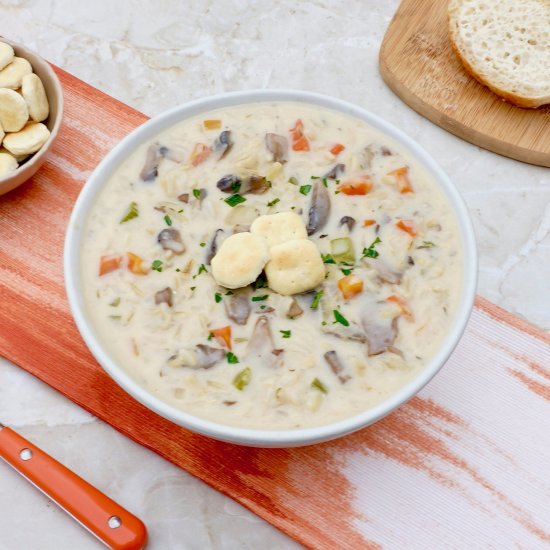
xmin=64 ymin=89 xmax=477 ymax=447
xmin=0 ymin=36 xmax=64 ymax=185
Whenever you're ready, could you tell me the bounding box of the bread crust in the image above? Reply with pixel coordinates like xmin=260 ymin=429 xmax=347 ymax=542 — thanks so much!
xmin=448 ymin=2 xmax=550 ymax=109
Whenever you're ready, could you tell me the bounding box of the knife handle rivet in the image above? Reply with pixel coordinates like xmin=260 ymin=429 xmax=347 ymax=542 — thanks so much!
xmin=19 ymin=448 xmax=33 ymax=461
xmin=108 ymin=515 xmax=122 ymax=529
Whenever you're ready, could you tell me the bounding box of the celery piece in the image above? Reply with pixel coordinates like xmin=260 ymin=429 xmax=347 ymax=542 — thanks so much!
xmin=233 ymin=367 xmax=251 ymax=391
xmin=330 ymin=237 xmax=355 ymax=264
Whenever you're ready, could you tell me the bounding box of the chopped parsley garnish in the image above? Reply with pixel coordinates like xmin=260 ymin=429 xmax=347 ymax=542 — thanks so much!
xmin=311 ymin=378 xmax=328 ymax=394
xmin=299 ymin=184 xmax=312 ymax=196
xmin=333 ymin=309 xmax=350 ymax=326
xmin=120 ymin=201 xmax=139 ymax=224
xmin=310 ymin=290 xmax=323 ymax=310
xmin=151 ymin=259 xmax=163 ymax=272
xmin=288 ymin=176 xmax=299 ymax=185
xmin=252 ymin=295 xmax=268 ymax=302
xmin=321 ymin=253 xmax=336 ymax=264
xmin=321 ymin=177 xmax=329 ymax=188
xmin=225 ymin=290 xmax=234 ymax=295
xmin=109 ymin=297 xmax=121 ymax=307
xmin=214 ymin=292 xmax=223 ymax=303
xmin=195 ymin=263 xmax=207 ymax=276
xmin=254 ymin=273 xmax=268 ymax=289
xmin=341 ymin=268 xmax=353 ymax=276
xmin=417 ymin=240 xmax=436 ymax=249
xmin=226 ymin=352 xmax=239 ymax=364
xmin=231 ymin=181 xmax=241 ymax=193
xmin=233 ymin=367 xmax=251 ymax=390
xmin=224 ymin=194 xmax=246 ymax=207
xmin=199 ymin=242 xmax=206 ymax=247
xmin=267 ymin=198 xmax=280 ymax=207
xmin=192 ymin=189 xmax=202 ymax=199
xmin=362 ymin=237 xmax=382 ymax=259
xmin=190 ymin=286 xmax=196 ymax=291
xmin=207 ymin=332 xmax=214 ymax=340
xmin=280 ymin=330 xmax=291 ymax=338
xmin=310 ymin=175 xmax=320 ymax=180
xmin=164 ymin=214 xmax=172 ymax=226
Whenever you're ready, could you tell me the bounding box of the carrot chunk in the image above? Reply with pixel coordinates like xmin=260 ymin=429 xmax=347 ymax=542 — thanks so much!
xmin=387 ymin=294 xmax=413 ymax=320
xmin=330 ymin=143 xmax=345 ymax=155
xmin=211 ymin=326 xmax=232 ymax=350
xmin=99 ymin=254 xmax=122 ymax=276
xmin=339 ymin=176 xmax=373 ymax=195
xmin=127 ymin=252 xmax=147 ymax=275
xmin=387 ymin=166 xmax=413 ymax=193
xmin=395 ymin=219 xmax=417 ymax=237
xmin=362 ymin=219 xmax=376 ymax=227
xmin=203 ymin=119 xmax=221 ymax=129
xmin=190 ymin=143 xmax=211 ymax=166
xmin=338 ymin=275 xmax=364 ymax=299
xmin=290 ymin=119 xmax=310 ymax=151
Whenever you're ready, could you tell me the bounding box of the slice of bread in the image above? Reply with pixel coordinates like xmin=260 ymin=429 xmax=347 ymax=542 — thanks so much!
xmin=448 ymin=0 xmax=550 ymax=108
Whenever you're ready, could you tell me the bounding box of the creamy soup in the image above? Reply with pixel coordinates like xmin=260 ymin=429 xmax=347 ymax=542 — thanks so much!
xmin=81 ymin=102 xmax=463 ymax=430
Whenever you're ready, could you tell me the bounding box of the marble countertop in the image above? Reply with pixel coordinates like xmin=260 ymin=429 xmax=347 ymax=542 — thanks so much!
xmin=1 ymin=1 xmax=548 ymax=549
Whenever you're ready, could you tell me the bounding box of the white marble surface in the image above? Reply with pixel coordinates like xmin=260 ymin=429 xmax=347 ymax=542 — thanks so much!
xmin=0 ymin=1 xmax=548 ymax=549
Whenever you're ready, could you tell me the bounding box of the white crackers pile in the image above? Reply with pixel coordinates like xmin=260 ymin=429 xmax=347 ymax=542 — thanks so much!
xmin=0 ymin=41 xmax=51 ymax=178
xmin=211 ymin=212 xmax=325 ymax=295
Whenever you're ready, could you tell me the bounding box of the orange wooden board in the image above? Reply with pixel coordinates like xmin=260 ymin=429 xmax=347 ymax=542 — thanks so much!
xmin=1 ymin=67 xmax=550 ymax=549
xmin=379 ymin=0 xmax=550 ymax=167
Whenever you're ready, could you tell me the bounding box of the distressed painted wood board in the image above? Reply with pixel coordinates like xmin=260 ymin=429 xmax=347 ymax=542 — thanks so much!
xmin=379 ymin=0 xmax=550 ymax=168
xmin=0 ymin=67 xmax=549 ymax=548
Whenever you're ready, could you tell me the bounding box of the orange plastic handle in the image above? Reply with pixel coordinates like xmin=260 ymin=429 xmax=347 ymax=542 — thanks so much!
xmin=0 ymin=426 xmax=147 ymax=549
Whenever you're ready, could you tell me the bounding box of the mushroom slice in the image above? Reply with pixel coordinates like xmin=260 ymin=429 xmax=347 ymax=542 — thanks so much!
xmin=216 ymin=174 xmax=268 ymax=195
xmin=195 ymin=344 xmax=226 ymax=368
xmin=339 ymin=216 xmax=356 ymax=231
xmin=246 ymin=315 xmax=283 ymax=368
xmin=265 ymin=133 xmax=288 ymax=163
xmin=217 ymin=174 xmax=242 ymax=193
xmin=158 ymin=145 xmax=185 ymax=163
xmin=157 ymin=228 xmax=186 ymax=254
xmin=364 ymin=258 xmax=404 ymax=285
xmin=324 ymin=163 xmax=345 ymax=180
xmin=322 ymin=322 xmax=367 ymax=343
xmin=324 ymin=351 xmax=350 ymax=383
xmin=213 ymin=130 xmax=233 ymax=160
xmin=224 ymin=291 xmax=251 ymax=325
xmin=286 ymin=298 xmax=303 ymax=319
xmin=242 ymin=175 xmax=269 ymax=195
xmin=164 ymin=345 xmax=225 ymax=372
xmin=140 ymin=143 xmax=162 ymax=182
xmin=363 ymin=317 xmax=397 ymax=356
xmin=307 ymin=181 xmax=331 ymax=235
xmin=205 ymin=228 xmax=224 ymax=265
xmin=155 ymin=287 xmax=173 ymax=307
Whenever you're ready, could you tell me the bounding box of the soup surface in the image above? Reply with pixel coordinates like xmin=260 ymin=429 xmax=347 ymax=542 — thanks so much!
xmin=81 ymin=102 xmax=463 ymax=430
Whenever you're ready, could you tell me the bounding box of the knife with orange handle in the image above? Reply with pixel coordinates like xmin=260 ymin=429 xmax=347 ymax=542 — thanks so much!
xmin=0 ymin=422 xmax=147 ymax=549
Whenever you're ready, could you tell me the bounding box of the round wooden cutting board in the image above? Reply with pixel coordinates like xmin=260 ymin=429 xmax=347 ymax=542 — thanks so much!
xmin=379 ymin=0 xmax=550 ymax=168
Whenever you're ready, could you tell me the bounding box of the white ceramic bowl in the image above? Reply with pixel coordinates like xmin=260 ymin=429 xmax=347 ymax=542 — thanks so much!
xmin=64 ymin=90 xmax=477 ymax=448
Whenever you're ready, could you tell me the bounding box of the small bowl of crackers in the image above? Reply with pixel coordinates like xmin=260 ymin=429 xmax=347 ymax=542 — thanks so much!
xmin=0 ymin=37 xmax=63 ymax=196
